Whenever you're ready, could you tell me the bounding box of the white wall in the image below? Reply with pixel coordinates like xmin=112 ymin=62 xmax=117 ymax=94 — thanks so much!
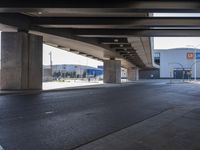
xmin=156 ymin=49 xmax=200 ymax=78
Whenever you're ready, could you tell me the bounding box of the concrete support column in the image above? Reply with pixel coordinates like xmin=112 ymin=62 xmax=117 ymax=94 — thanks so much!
xmin=0 ymin=32 xmax=43 ymax=90
xmin=103 ymin=60 xmax=121 ymax=83
xmin=128 ymin=68 xmax=139 ymax=81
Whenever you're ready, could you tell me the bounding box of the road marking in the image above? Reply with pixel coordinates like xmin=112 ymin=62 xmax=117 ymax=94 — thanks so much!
xmin=45 ymin=111 xmax=54 ymax=114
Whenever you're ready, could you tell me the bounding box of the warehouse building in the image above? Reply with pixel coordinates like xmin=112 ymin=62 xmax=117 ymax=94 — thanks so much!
xmin=154 ymin=48 xmax=200 ymax=79
xmin=42 ymin=64 xmax=103 ymax=81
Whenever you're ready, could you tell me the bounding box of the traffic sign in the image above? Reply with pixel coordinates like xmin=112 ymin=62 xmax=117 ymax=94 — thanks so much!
xmin=196 ymin=52 xmax=200 ymax=59
xmin=187 ymin=52 xmax=194 ymax=60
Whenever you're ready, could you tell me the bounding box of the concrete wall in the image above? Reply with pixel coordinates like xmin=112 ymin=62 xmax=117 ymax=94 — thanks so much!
xmin=28 ymin=34 xmax=43 ymax=89
xmin=0 ymin=32 xmax=43 ymax=90
xmin=139 ymin=69 xmax=160 ymax=79
xmin=103 ymin=60 xmax=121 ymax=83
xmin=127 ymin=68 xmax=139 ymax=81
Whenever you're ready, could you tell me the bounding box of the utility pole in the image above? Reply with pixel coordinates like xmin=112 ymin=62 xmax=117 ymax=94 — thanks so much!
xmin=194 ymin=48 xmax=197 ymax=81
xmin=49 ymin=51 xmax=53 ymax=76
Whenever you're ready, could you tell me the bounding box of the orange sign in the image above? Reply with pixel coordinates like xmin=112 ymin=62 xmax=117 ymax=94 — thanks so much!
xmin=187 ymin=52 xmax=194 ymax=59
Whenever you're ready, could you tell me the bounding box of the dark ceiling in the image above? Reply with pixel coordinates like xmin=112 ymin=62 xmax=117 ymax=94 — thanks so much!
xmin=1 ymin=1 xmax=200 ymax=68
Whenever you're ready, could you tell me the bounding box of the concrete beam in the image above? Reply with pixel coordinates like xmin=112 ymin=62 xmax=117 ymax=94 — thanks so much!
xmin=0 ymin=13 xmax=30 ymax=31
xmin=74 ymin=29 xmax=200 ymax=37
xmin=31 ymin=17 xmax=200 ymax=28
xmin=0 ymin=1 xmax=200 ymax=13
xmin=30 ymin=27 xmax=137 ymax=69
xmin=128 ymin=68 xmax=139 ymax=81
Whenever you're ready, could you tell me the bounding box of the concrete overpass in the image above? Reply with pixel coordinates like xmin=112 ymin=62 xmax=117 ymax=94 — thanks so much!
xmin=1 ymin=0 xmax=200 ymax=90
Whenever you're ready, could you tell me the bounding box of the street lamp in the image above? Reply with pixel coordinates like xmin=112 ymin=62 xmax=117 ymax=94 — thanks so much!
xmin=49 ymin=51 xmax=53 ymax=76
xmin=187 ymin=44 xmax=200 ymax=81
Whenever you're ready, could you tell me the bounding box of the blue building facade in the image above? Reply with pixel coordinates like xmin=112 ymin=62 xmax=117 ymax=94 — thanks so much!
xmin=86 ymin=68 xmax=103 ymax=77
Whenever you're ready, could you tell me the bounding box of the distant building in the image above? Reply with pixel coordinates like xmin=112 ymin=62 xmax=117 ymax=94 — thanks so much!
xmin=86 ymin=68 xmax=103 ymax=79
xmin=139 ymin=68 xmax=160 ymax=79
xmin=43 ymin=64 xmax=103 ymax=79
xmin=139 ymin=51 xmax=160 ymax=79
xmin=43 ymin=64 xmax=129 ymax=80
xmin=121 ymin=68 xmax=127 ymax=79
xmin=154 ymin=48 xmax=200 ymax=79
xmin=97 ymin=66 xmax=103 ymax=69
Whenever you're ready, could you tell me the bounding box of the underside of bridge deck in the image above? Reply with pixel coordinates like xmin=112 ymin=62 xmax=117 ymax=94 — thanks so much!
xmin=1 ymin=0 xmax=200 ymax=87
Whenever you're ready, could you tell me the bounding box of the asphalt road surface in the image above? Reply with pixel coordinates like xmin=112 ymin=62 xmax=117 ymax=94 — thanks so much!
xmin=0 ymin=80 xmax=200 ymax=150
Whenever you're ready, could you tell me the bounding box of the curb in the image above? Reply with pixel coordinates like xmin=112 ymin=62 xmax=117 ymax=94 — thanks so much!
xmin=0 ymin=82 xmax=135 ymax=96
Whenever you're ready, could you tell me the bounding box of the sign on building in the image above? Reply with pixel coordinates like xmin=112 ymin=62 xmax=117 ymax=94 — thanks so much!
xmin=187 ymin=52 xmax=194 ymax=60
xmin=196 ymin=52 xmax=200 ymax=59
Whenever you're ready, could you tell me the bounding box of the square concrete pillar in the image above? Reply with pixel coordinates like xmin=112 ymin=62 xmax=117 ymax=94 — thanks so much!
xmin=103 ymin=60 xmax=121 ymax=83
xmin=0 ymin=32 xmax=43 ymax=90
xmin=128 ymin=68 xmax=139 ymax=81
